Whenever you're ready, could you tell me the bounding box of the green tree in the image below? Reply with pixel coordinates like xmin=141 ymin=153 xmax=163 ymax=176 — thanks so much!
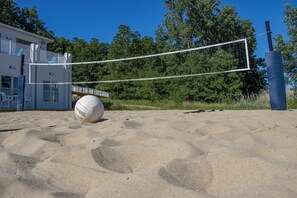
xmin=275 ymin=3 xmax=297 ymax=93
xmin=68 ymin=38 xmax=109 ymax=88
xmin=155 ymin=0 xmax=265 ymax=102
xmin=0 ymin=0 xmax=54 ymax=38
xmin=0 ymin=0 xmax=20 ymax=27
xmin=103 ymin=25 xmax=152 ymax=99
xmin=48 ymin=37 xmax=72 ymax=54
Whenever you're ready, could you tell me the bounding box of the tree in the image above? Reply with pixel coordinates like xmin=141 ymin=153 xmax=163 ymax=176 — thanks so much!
xmin=154 ymin=0 xmax=265 ymax=102
xmin=0 ymin=0 xmax=20 ymax=27
xmin=68 ymin=38 xmax=110 ymax=88
xmin=48 ymin=37 xmax=72 ymax=54
xmin=100 ymin=1 xmax=266 ymax=102
xmin=2 ymin=0 xmax=266 ymax=102
xmin=0 ymin=0 xmax=54 ymax=38
xmin=275 ymin=3 xmax=297 ymax=93
xmin=102 ymin=25 xmax=142 ymax=99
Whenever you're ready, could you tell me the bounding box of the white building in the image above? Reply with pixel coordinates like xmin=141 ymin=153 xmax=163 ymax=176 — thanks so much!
xmin=0 ymin=22 xmax=72 ymax=110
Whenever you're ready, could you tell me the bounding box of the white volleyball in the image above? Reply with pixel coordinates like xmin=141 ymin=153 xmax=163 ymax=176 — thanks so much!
xmin=75 ymin=95 xmax=104 ymax=123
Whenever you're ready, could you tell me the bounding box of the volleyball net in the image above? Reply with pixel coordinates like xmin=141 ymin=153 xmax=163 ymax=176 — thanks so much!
xmin=28 ymin=38 xmax=250 ymax=85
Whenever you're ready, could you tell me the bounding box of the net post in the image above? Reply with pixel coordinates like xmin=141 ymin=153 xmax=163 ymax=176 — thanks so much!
xmin=29 ymin=43 xmax=36 ymax=84
xmin=244 ymin=38 xmax=250 ymax=70
xmin=265 ymin=21 xmax=273 ymax=51
xmin=266 ymin=51 xmax=287 ymax=110
xmin=264 ymin=21 xmax=287 ymax=110
xmin=64 ymin=53 xmax=72 ymax=110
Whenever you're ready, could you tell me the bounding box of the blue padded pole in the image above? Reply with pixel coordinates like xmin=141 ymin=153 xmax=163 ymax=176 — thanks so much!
xmin=266 ymin=51 xmax=287 ymax=110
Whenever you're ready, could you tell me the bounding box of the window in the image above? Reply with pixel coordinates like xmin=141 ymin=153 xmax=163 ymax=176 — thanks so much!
xmin=1 ymin=76 xmax=11 ymax=95
xmin=16 ymin=38 xmax=32 ymax=46
xmin=15 ymin=38 xmax=31 ymax=56
xmin=43 ymin=81 xmax=59 ymax=102
xmin=5 ymin=37 xmax=12 ymax=54
xmin=1 ymin=76 xmax=19 ymax=95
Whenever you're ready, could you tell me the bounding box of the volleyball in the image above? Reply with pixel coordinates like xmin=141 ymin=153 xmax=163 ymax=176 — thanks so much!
xmin=75 ymin=95 xmax=104 ymax=123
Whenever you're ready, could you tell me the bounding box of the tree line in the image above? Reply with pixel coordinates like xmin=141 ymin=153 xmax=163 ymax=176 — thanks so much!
xmin=1 ymin=0 xmax=295 ymax=101
xmin=275 ymin=3 xmax=297 ymax=96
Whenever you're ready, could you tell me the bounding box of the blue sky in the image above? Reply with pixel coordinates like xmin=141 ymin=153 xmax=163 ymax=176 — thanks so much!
xmin=14 ymin=0 xmax=296 ymax=58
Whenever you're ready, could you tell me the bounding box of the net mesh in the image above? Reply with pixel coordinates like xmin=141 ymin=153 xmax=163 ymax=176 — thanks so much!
xmin=29 ymin=38 xmax=250 ymax=85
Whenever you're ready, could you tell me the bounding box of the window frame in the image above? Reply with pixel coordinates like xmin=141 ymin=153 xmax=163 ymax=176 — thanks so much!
xmin=0 ymin=75 xmax=19 ymax=96
xmin=43 ymin=81 xmax=59 ymax=102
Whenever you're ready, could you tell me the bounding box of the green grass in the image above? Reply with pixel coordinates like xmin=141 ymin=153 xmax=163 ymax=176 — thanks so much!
xmin=99 ymin=92 xmax=297 ymax=111
xmin=288 ymin=95 xmax=297 ymax=109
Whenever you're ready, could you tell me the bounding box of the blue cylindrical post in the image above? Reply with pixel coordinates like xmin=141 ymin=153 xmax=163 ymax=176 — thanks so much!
xmin=266 ymin=51 xmax=287 ymax=110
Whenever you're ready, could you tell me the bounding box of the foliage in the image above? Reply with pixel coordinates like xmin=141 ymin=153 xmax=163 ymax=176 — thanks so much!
xmin=1 ymin=0 xmax=267 ymax=103
xmin=47 ymin=37 xmax=72 ymax=54
xmin=99 ymin=25 xmax=166 ymax=100
xmin=97 ymin=0 xmax=266 ymax=102
xmin=0 ymin=0 xmax=54 ymax=38
xmin=100 ymin=95 xmax=271 ymax=111
xmin=155 ymin=0 xmax=265 ymax=102
xmin=68 ymin=38 xmax=110 ymax=88
xmin=100 ymin=91 xmax=297 ymax=110
xmin=275 ymin=3 xmax=297 ymax=93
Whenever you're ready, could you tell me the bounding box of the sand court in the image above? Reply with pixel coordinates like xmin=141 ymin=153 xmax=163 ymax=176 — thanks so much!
xmin=0 ymin=110 xmax=297 ymax=197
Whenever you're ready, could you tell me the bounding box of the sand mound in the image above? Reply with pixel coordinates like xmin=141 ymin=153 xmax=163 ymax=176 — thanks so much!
xmin=159 ymin=157 xmax=212 ymax=191
xmin=0 ymin=110 xmax=297 ymax=197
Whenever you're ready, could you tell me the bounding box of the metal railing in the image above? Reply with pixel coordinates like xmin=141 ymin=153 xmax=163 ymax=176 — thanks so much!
xmin=40 ymin=49 xmax=66 ymax=63
xmin=0 ymin=38 xmax=65 ymax=63
xmin=0 ymin=38 xmax=31 ymax=62
xmin=0 ymin=94 xmax=31 ymax=110
xmin=72 ymin=85 xmax=109 ymax=98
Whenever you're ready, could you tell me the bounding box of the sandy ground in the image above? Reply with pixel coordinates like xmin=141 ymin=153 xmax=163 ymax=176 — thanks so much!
xmin=0 ymin=110 xmax=296 ymax=198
